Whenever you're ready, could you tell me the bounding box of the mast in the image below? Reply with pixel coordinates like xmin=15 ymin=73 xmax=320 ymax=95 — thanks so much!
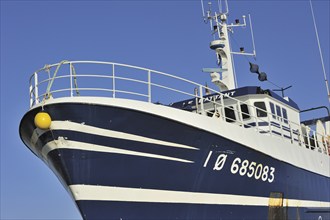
xmin=201 ymin=0 xmax=256 ymax=92
xmin=210 ymin=12 xmax=235 ymax=91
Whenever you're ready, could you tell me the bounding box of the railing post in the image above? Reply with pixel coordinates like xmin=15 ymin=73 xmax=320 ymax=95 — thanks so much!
xmin=325 ymin=136 xmax=329 ymax=155
xmin=289 ymin=123 xmax=294 ymax=143
xmin=237 ymin=100 xmax=243 ymax=126
xmin=280 ymin=121 xmax=284 ymax=140
xmin=313 ymin=131 xmax=320 ymax=152
xmin=29 ymin=84 xmax=33 ymax=107
xmin=267 ymin=112 xmax=272 ymax=137
xmin=255 ymin=117 xmax=259 ymax=132
xmin=298 ymin=128 xmax=303 ymax=146
xmin=220 ymin=93 xmax=225 ymax=121
xmin=306 ymin=127 xmax=311 ymax=149
xmin=69 ymin=63 xmax=73 ymax=97
xmin=194 ymin=88 xmax=199 ymax=113
xmin=253 ymin=107 xmax=259 ymax=132
xmin=34 ymin=72 xmax=39 ymax=104
xmin=199 ymin=86 xmax=205 ymax=114
xmin=148 ymin=70 xmax=151 ymax=103
xmin=112 ymin=64 xmax=116 ymax=98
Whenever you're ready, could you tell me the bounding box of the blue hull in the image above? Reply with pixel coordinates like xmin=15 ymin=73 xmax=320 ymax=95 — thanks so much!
xmin=19 ymin=102 xmax=330 ymax=220
xmin=77 ymin=201 xmax=330 ymax=220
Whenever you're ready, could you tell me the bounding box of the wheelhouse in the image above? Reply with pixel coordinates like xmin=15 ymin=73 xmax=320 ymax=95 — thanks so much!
xmin=171 ymin=86 xmax=328 ymax=155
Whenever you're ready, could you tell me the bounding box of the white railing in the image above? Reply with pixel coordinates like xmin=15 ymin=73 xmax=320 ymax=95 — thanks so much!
xmin=28 ymin=60 xmax=330 ymax=156
xmin=29 ymin=61 xmax=205 ymax=107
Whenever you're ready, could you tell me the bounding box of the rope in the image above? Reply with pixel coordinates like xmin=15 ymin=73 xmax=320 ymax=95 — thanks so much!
xmin=44 ymin=60 xmax=68 ymax=100
xmin=70 ymin=64 xmax=80 ymax=96
xmin=309 ymin=0 xmax=330 ymax=103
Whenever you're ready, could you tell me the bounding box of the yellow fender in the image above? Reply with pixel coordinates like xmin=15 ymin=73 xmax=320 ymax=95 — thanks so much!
xmin=34 ymin=112 xmax=52 ymax=130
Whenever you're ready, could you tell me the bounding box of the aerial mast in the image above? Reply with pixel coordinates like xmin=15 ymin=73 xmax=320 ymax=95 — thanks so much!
xmin=201 ymin=0 xmax=256 ymax=92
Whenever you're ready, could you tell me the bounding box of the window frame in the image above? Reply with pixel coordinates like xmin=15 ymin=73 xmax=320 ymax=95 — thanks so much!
xmin=224 ymin=105 xmax=236 ymax=123
xmin=254 ymin=102 xmax=267 ymax=118
xmin=270 ymin=102 xmax=276 ymax=119
xmin=275 ymin=105 xmax=282 ymax=121
xmin=282 ymin=108 xmax=288 ymax=124
xmin=240 ymin=104 xmax=250 ymax=120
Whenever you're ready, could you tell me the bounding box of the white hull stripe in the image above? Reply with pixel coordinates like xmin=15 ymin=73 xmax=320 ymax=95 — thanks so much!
xmin=30 ymin=128 xmax=48 ymax=147
xmin=37 ymin=120 xmax=198 ymax=150
xmin=42 ymin=140 xmax=194 ymax=163
xmin=70 ymin=184 xmax=330 ymax=208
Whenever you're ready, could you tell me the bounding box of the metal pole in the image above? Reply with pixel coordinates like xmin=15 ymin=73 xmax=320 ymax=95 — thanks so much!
xmin=289 ymin=123 xmax=294 ymax=143
xmin=70 ymin=63 xmax=73 ymax=97
xmin=34 ymin=72 xmax=39 ymax=104
xmin=237 ymin=101 xmax=243 ymax=126
xmin=29 ymin=84 xmax=33 ymax=107
xmin=249 ymin=14 xmax=257 ymax=57
xmin=199 ymin=86 xmax=205 ymax=114
xmin=220 ymin=93 xmax=225 ymax=120
xmin=112 ymin=64 xmax=115 ymax=98
xmin=267 ymin=111 xmax=272 ymax=137
xmin=148 ymin=70 xmax=151 ymax=103
xmin=194 ymin=87 xmax=199 ymax=114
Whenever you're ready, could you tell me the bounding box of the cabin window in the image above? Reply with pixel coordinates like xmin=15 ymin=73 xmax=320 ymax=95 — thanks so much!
xmin=254 ymin=102 xmax=267 ymax=117
xmin=240 ymin=104 xmax=250 ymax=120
xmin=225 ymin=106 xmax=236 ymax=122
xmin=270 ymin=102 xmax=276 ymax=119
xmin=276 ymin=105 xmax=282 ymax=121
xmin=282 ymin=108 xmax=288 ymax=124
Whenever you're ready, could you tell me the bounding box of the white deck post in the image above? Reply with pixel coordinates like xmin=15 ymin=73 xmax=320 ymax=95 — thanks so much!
xmin=237 ymin=100 xmax=243 ymax=126
xmin=267 ymin=112 xmax=272 ymax=137
xmin=220 ymin=93 xmax=225 ymax=121
xmin=34 ymin=72 xmax=39 ymax=104
xmin=69 ymin=63 xmax=73 ymax=97
xmin=289 ymin=123 xmax=294 ymax=143
xmin=112 ymin=64 xmax=116 ymax=98
xmin=199 ymin=85 xmax=205 ymax=114
xmin=148 ymin=70 xmax=151 ymax=102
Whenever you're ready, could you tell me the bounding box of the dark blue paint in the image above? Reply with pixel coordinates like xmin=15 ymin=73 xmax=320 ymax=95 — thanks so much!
xmin=19 ymin=102 xmax=329 ymax=220
xmin=46 ymin=147 xmax=330 ymax=202
xmin=77 ymin=201 xmax=269 ymax=220
xmin=76 ymin=201 xmax=330 ymax=220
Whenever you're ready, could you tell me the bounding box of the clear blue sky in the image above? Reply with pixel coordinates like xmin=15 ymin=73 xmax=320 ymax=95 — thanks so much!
xmin=1 ymin=0 xmax=329 ymax=219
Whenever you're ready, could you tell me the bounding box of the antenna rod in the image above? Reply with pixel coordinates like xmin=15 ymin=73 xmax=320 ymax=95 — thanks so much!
xmin=201 ymin=0 xmax=206 ymax=18
xmin=309 ymin=0 xmax=330 ymax=103
xmin=218 ymin=0 xmax=222 ymax=13
xmin=248 ymin=14 xmax=257 ymax=57
xmin=225 ymin=0 xmax=229 ymax=14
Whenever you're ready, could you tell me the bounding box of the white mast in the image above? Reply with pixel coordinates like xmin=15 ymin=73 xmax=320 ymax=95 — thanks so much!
xmin=210 ymin=13 xmax=235 ymax=91
xmin=201 ymin=0 xmax=256 ymax=92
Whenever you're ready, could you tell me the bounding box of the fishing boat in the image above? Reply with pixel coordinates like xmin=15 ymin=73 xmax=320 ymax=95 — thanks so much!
xmin=19 ymin=1 xmax=330 ymax=219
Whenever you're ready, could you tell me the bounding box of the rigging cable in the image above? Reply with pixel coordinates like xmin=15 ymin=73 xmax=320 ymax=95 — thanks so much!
xmin=309 ymin=0 xmax=330 ymax=103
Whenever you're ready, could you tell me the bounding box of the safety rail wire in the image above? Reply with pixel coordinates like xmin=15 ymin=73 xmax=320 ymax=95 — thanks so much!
xmin=28 ymin=61 xmax=329 ymax=156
